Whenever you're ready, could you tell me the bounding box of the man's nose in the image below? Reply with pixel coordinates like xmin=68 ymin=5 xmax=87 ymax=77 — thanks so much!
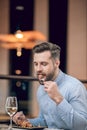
xmin=37 ymin=64 xmax=42 ymax=71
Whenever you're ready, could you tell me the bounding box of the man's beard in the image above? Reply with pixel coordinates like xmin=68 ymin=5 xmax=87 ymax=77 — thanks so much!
xmin=45 ymin=70 xmax=55 ymax=81
xmin=37 ymin=69 xmax=56 ymax=82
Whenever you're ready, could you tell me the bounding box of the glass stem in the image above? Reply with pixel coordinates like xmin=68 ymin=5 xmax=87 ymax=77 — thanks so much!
xmin=10 ymin=116 xmax=12 ymax=128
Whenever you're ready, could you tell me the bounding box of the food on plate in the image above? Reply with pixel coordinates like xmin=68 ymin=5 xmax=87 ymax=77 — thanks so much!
xmin=17 ymin=119 xmax=32 ymax=128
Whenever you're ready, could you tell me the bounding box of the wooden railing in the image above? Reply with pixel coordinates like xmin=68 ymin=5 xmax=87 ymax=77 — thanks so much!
xmin=0 ymin=75 xmax=38 ymax=81
xmin=0 ymin=74 xmax=87 ymax=84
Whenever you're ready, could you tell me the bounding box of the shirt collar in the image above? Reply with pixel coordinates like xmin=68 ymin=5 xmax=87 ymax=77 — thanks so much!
xmin=55 ymin=69 xmax=65 ymax=86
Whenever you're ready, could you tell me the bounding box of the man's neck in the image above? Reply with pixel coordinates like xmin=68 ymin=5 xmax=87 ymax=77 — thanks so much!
xmin=52 ymin=68 xmax=60 ymax=81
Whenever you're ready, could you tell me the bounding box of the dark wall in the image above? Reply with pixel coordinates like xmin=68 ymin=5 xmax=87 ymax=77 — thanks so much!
xmin=10 ymin=0 xmax=34 ymax=32
xmin=49 ymin=0 xmax=68 ymax=72
xmin=9 ymin=0 xmax=68 ymax=114
xmin=9 ymin=0 xmax=34 ymax=114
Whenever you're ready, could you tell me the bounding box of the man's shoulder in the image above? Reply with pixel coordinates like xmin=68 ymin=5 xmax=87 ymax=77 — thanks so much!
xmin=58 ymin=70 xmax=82 ymax=85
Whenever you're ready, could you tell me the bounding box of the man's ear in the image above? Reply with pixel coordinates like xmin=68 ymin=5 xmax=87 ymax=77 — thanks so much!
xmin=55 ymin=59 xmax=60 ymax=67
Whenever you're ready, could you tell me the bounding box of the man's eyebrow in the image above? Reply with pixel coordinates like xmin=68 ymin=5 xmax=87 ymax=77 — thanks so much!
xmin=33 ymin=61 xmax=37 ymax=63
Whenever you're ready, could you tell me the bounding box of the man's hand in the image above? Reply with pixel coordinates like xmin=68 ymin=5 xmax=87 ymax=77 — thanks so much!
xmin=13 ymin=111 xmax=26 ymax=125
xmin=13 ymin=111 xmax=32 ymax=127
xmin=44 ymin=81 xmax=63 ymax=104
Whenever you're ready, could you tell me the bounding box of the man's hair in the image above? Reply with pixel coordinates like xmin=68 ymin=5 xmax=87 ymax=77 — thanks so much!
xmin=32 ymin=41 xmax=61 ymax=59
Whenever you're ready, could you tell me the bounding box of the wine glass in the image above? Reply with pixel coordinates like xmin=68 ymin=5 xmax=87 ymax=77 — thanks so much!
xmin=5 ymin=96 xmax=18 ymax=130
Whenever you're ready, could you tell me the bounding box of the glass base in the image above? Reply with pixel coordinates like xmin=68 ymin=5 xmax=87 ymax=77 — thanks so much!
xmin=7 ymin=125 xmax=13 ymax=130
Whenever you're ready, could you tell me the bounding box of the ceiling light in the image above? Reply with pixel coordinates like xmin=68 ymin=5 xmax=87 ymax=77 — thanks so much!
xmin=15 ymin=30 xmax=23 ymax=39
xmin=0 ymin=30 xmax=47 ymax=56
xmin=16 ymin=6 xmax=24 ymax=11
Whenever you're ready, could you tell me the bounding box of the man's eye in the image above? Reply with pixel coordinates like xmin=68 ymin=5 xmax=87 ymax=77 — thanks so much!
xmin=34 ymin=63 xmax=38 ymax=66
xmin=42 ymin=63 xmax=47 ymax=66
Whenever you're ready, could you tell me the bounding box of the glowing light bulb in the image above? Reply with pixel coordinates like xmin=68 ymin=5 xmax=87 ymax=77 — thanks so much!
xmin=15 ymin=30 xmax=23 ymax=39
xmin=17 ymin=47 xmax=22 ymax=57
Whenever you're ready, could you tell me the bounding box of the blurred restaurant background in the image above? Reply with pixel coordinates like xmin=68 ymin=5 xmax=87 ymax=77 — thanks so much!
xmin=0 ymin=0 xmax=87 ymax=119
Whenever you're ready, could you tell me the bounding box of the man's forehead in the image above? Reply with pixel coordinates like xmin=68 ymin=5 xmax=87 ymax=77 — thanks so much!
xmin=33 ymin=51 xmax=51 ymax=61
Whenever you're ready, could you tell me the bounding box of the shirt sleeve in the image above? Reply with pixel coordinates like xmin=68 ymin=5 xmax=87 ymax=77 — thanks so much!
xmin=53 ymin=80 xmax=87 ymax=130
xmin=54 ymin=98 xmax=87 ymax=130
xmin=28 ymin=111 xmax=47 ymax=127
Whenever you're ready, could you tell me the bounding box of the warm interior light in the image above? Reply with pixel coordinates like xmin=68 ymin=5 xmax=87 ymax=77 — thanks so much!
xmin=15 ymin=30 xmax=23 ymax=57
xmin=0 ymin=30 xmax=47 ymax=57
xmin=16 ymin=81 xmax=21 ymax=87
xmin=15 ymin=30 xmax=23 ymax=39
xmin=17 ymin=47 xmax=22 ymax=57
xmin=16 ymin=6 xmax=24 ymax=11
xmin=15 ymin=69 xmax=22 ymax=75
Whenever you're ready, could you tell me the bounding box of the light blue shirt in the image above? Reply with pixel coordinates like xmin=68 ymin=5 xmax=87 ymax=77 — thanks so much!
xmin=29 ymin=70 xmax=87 ymax=130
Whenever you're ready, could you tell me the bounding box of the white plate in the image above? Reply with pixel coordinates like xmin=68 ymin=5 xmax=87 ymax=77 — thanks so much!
xmin=13 ymin=126 xmax=47 ymax=130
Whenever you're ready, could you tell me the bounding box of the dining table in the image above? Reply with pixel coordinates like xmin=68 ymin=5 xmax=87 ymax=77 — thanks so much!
xmin=0 ymin=123 xmax=64 ymax=130
xmin=0 ymin=123 xmax=47 ymax=130
xmin=0 ymin=114 xmax=63 ymax=130
xmin=0 ymin=120 xmax=47 ymax=130
xmin=0 ymin=117 xmax=44 ymax=130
